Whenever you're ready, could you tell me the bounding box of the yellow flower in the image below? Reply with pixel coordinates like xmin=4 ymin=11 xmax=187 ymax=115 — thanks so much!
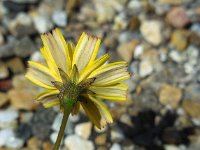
xmin=25 ymin=28 xmax=130 ymax=129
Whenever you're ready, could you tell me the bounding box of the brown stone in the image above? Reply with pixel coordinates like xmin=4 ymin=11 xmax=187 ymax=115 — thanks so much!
xmin=183 ymin=101 xmax=200 ymax=119
xmin=117 ymin=40 xmax=140 ymax=62
xmin=158 ymin=0 xmax=183 ymax=5
xmin=0 ymin=63 xmax=9 ymax=79
xmin=6 ymin=57 xmax=25 ymax=74
xmin=8 ymin=89 xmax=38 ymax=110
xmin=170 ymin=30 xmax=188 ymax=51
xmin=159 ymin=84 xmax=182 ymax=108
xmin=166 ymin=7 xmax=190 ymax=28
xmin=0 ymin=79 xmax=12 ymax=91
xmin=42 ymin=142 xmax=53 ymax=150
xmin=104 ymin=33 xmax=118 ymax=49
xmin=0 ymin=92 xmax=9 ymax=107
xmin=66 ymin=0 xmax=82 ymax=15
xmin=95 ymin=134 xmax=107 ymax=145
xmin=75 ymin=122 xmax=92 ymax=139
xmin=140 ymin=20 xmax=163 ymax=46
xmin=110 ymin=106 xmax=126 ymax=120
xmin=12 ymin=74 xmax=38 ymax=90
xmin=128 ymin=16 xmax=140 ymax=31
xmin=27 ymin=137 xmax=42 ymax=149
xmin=188 ymin=32 xmax=200 ymax=47
xmin=96 ymin=146 xmax=107 ymax=150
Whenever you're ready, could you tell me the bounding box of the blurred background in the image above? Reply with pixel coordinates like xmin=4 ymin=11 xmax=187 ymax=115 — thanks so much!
xmin=0 ymin=0 xmax=200 ymax=150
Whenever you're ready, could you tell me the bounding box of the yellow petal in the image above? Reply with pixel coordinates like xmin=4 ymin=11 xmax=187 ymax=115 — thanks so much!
xmin=89 ymin=84 xmax=128 ymax=101
xmin=40 ymin=95 xmax=60 ymax=108
xmin=79 ymin=53 xmax=110 ymax=82
xmin=80 ymin=99 xmax=101 ymax=129
xmin=67 ymin=42 xmax=74 ymax=61
xmin=52 ymin=29 xmax=72 ymax=75
xmin=36 ymin=89 xmax=59 ymax=100
xmin=25 ymin=61 xmax=56 ymax=89
xmin=72 ymin=32 xmax=101 ymax=72
xmin=70 ymin=65 xmax=79 ymax=84
xmin=89 ymin=62 xmax=127 ymax=77
xmin=41 ymin=32 xmax=67 ymax=73
xmin=40 ymin=46 xmax=59 ymax=76
xmin=80 ymin=95 xmax=113 ymax=129
xmin=90 ymin=62 xmax=130 ymax=86
xmin=28 ymin=61 xmax=60 ymax=81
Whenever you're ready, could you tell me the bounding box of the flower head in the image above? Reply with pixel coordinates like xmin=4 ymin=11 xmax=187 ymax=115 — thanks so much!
xmin=25 ymin=28 xmax=130 ymax=129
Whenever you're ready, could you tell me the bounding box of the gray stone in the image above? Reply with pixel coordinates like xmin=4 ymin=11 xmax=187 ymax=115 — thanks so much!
xmin=159 ymin=48 xmax=168 ymax=62
xmin=8 ymin=12 xmax=35 ymax=37
xmin=184 ymin=46 xmax=199 ymax=74
xmin=154 ymin=3 xmax=170 ymax=15
xmin=111 ymin=126 xmax=124 ymax=142
xmin=0 ymin=1 xmax=8 ymax=20
xmin=52 ymin=114 xmax=63 ymax=132
xmin=11 ymin=0 xmax=38 ymax=3
xmin=191 ymin=23 xmax=200 ymax=33
xmin=14 ymin=36 xmax=36 ymax=58
xmin=127 ymin=0 xmax=142 ymax=15
xmin=112 ymin=12 xmax=127 ymax=30
xmin=169 ymin=50 xmax=184 ymax=63
xmin=118 ymin=31 xmax=137 ymax=44
xmin=0 ymin=37 xmax=16 ymax=58
xmin=187 ymin=144 xmax=200 ymax=150
xmin=52 ymin=113 xmax=74 ymax=134
xmin=0 ymin=127 xmax=24 ymax=148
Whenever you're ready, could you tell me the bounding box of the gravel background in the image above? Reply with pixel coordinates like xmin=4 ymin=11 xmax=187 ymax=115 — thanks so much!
xmin=0 ymin=0 xmax=200 ymax=150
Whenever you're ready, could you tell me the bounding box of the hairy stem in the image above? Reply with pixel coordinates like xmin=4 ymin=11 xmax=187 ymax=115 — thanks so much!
xmin=53 ymin=101 xmax=73 ymax=150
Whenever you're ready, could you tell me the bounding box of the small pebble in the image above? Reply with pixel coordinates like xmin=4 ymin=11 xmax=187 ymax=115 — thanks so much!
xmin=64 ymin=134 xmax=94 ymax=150
xmin=75 ymin=122 xmax=92 ymax=139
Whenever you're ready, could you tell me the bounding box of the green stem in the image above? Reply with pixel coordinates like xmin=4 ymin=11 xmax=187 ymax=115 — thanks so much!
xmin=53 ymin=103 xmax=72 ymax=150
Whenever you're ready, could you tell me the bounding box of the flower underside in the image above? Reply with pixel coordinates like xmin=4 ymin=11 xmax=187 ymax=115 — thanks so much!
xmin=25 ymin=28 xmax=130 ymax=129
xmin=51 ymin=66 xmax=96 ymax=111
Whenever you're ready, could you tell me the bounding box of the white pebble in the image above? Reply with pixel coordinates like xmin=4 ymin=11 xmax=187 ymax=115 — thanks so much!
xmin=75 ymin=122 xmax=92 ymax=139
xmin=64 ymin=134 xmax=94 ymax=150
xmin=0 ymin=129 xmax=15 ymax=147
xmin=52 ymin=10 xmax=67 ymax=27
xmin=110 ymin=143 xmax=122 ymax=150
xmin=139 ymin=60 xmax=153 ymax=78
xmin=6 ymin=137 xmax=24 ymax=149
